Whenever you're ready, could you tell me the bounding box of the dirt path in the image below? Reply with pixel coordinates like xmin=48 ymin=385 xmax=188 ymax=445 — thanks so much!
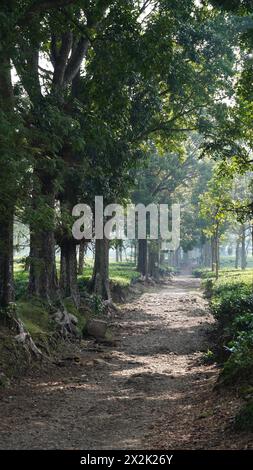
xmin=0 ymin=275 xmax=251 ymax=449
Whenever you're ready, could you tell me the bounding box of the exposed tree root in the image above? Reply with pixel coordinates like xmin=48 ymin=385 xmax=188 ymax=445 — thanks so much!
xmin=1 ymin=304 xmax=43 ymax=360
xmin=103 ymin=299 xmax=119 ymax=317
xmin=14 ymin=317 xmax=43 ymax=359
xmin=52 ymin=309 xmax=79 ymax=339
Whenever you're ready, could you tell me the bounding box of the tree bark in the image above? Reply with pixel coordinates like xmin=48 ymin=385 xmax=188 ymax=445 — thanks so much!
xmin=241 ymin=225 xmax=247 ymax=270
xmin=78 ymin=240 xmax=87 ymax=275
xmin=0 ymin=54 xmax=15 ymax=308
xmin=148 ymin=242 xmax=159 ymax=280
xmin=137 ymin=239 xmax=148 ymax=277
xmin=174 ymin=247 xmax=180 ymax=268
xmin=211 ymin=237 xmax=215 ymax=272
xmin=235 ymin=237 xmax=240 ymax=269
xmin=0 ymin=211 xmax=14 ymax=307
xmin=119 ymin=245 xmax=123 ymax=262
xmin=91 ymin=238 xmax=111 ymax=300
xmin=206 ymin=241 xmax=212 ymax=268
xmin=215 ymin=234 xmax=219 ymax=280
xmin=60 ymin=239 xmax=80 ymax=307
xmin=115 ymin=246 xmax=119 ymax=262
xmin=251 ymin=225 xmax=253 ymax=257
xmin=133 ymin=241 xmax=137 ymax=266
xmin=28 ymin=226 xmax=59 ymax=303
xmin=28 ymin=177 xmax=59 ymax=303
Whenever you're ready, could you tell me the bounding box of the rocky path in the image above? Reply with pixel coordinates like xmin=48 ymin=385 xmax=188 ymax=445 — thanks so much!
xmin=0 ymin=275 xmax=250 ymax=449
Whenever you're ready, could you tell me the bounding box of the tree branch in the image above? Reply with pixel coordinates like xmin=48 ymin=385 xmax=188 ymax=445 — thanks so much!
xmin=63 ymin=36 xmax=90 ymax=84
xmin=52 ymin=32 xmax=73 ymax=87
xmin=18 ymin=0 xmax=78 ymax=26
xmin=14 ymin=42 xmax=42 ymax=102
xmin=50 ymin=34 xmax=58 ymax=68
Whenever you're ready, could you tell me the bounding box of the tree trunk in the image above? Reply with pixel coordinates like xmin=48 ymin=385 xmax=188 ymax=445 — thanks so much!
xmin=133 ymin=241 xmax=137 ymax=266
xmin=28 ymin=169 xmax=61 ymax=304
xmin=174 ymin=247 xmax=180 ymax=268
xmin=235 ymin=238 xmax=240 ymax=269
xmin=78 ymin=240 xmax=86 ymax=275
xmin=24 ymin=256 xmax=30 ymax=272
xmin=28 ymin=226 xmax=40 ymax=297
xmin=148 ymin=242 xmax=159 ymax=280
xmin=137 ymin=239 xmax=148 ymax=277
xmin=28 ymin=226 xmax=59 ymax=303
xmin=119 ymin=245 xmax=123 ymax=262
xmin=241 ymin=225 xmax=247 ymax=270
xmin=206 ymin=241 xmax=212 ymax=268
xmin=251 ymin=225 xmax=253 ymax=257
xmin=160 ymin=250 xmax=165 ymax=267
xmin=215 ymin=234 xmax=219 ymax=280
xmin=60 ymin=240 xmax=80 ymax=307
xmin=168 ymin=250 xmax=173 ymax=268
xmin=91 ymin=238 xmax=111 ymax=300
xmin=211 ymin=238 xmax=215 ymax=272
xmin=0 ymin=54 xmax=15 ymax=308
xmin=0 ymin=211 xmax=14 ymax=307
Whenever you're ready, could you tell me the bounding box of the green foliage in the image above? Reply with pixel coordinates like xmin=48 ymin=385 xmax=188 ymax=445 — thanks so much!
xmin=222 ymin=331 xmax=253 ymax=384
xmin=108 ymin=262 xmax=139 ymax=287
xmin=78 ymin=261 xmax=139 ymax=287
xmin=63 ymin=297 xmax=87 ymax=333
xmin=17 ymin=300 xmax=51 ymax=336
xmin=192 ymin=268 xmax=210 ymax=278
xmin=207 ymin=269 xmax=253 ymax=386
xmin=220 ymin=255 xmax=253 ymax=268
xmin=203 ymin=349 xmax=216 ymax=364
xmin=234 ymin=401 xmax=253 ymax=432
xmin=89 ymin=295 xmax=106 ymax=316
xmin=199 ymin=164 xmax=235 ymax=243
xmin=14 ymin=267 xmax=29 ymax=300
xmin=211 ymin=284 xmax=253 ymax=327
xmin=14 ymin=260 xmax=139 ymax=297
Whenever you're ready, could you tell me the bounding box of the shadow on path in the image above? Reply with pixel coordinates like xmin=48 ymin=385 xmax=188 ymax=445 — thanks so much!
xmin=0 ymin=275 xmax=249 ymax=449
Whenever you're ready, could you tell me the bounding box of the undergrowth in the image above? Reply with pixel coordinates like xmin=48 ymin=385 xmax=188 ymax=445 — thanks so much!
xmin=198 ymin=267 xmax=253 ymax=431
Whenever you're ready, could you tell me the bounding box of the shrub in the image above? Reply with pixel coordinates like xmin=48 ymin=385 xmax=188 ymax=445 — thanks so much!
xmin=203 ymin=349 xmax=215 ymax=364
xmin=221 ymin=331 xmax=253 ymax=384
xmin=211 ymin=288 xmax=253 ymax=330
xmin=208 ymin=270 xmax=253 ymax=385
xmin=192 ymin=268 xmax=210 ymax=278
xmin=234 ymin=401 xmax=253 ymax=432
xmin=89 ymin=295 xmax=106 ymax=316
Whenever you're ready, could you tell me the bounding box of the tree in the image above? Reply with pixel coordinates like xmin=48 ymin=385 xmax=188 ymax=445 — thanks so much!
xmin=0 ymin=0 xmax=242 ymax=308
xmin=200 ymin=167 xmax=234 ymax=278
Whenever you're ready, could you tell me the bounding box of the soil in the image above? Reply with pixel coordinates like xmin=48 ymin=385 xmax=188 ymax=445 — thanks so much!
xmin=0 ymin=274 xmax=252 ymax=450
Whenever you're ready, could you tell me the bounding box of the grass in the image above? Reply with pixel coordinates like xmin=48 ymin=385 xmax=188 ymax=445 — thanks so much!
xmin=17 ymin=300 xmax=52 ymax=335
xmin=106 ymin=261 xmax=139 ymax=286
xmin=78 ymin=260 xmax=139 ymax=287
xmin=12 ymin=260 xmax=139 ymax=339
xmin=14 ymin=259 xmax=140 ymax=299
xmin=220 ymin=255 xmax=253 ymax=269
xmin=2 ymin=259 xmax=139 ymax=379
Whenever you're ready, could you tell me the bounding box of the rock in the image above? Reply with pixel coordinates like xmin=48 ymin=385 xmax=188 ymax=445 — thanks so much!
xmin=86 ymin=319 xmax=108 ymax=339
xmin=0 ymin=372 xmax=10 ymax=388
